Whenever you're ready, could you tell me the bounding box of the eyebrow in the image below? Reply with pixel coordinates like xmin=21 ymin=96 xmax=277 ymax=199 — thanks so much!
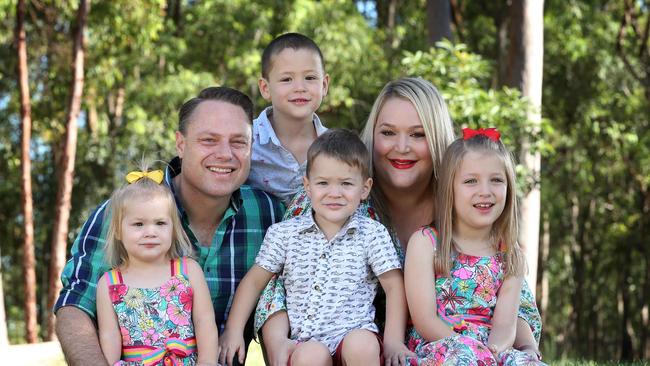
xmin=376 ymin=122 xmax=424 ymax=130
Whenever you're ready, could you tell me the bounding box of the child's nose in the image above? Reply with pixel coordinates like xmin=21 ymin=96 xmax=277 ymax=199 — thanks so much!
xmin=294 ymin=78 xmax=307 ymax=91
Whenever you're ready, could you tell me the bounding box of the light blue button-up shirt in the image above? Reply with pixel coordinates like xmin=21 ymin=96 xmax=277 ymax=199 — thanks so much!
xmin=247 ymin=106 xmax=328 ymax=204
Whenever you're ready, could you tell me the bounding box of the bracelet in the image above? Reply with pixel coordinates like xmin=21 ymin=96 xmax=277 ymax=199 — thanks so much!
xmin=518 ymin=345 xmax=542 ymax=360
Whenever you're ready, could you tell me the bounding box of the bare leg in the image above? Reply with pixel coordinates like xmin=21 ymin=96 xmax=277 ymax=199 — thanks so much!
xmin=339 ymin=329 xmax=381 ymax=366
xmin=290 ymin=340 xmax=332 ymax=366
xmin=261 ymin=310 xmax=295 ymax=366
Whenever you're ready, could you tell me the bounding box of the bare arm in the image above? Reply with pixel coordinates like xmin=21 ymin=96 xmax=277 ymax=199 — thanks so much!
xmin=187 ymin=259 xmax=219 ymax=365
xmin=404 ymin=231 xmax=456 ymax=342
xmin=219 ymin=265 xmax=275 ymax=366
xmin=487 ymin=274 xmax=523 ymax=354
xmin=378 ymin=268 xmax=414 ymax=366
xmin=514 ymin=318 xmax=542 ymax=359
xmin=56 ymin=306 xmax=110 ymax=366
xmin=96 ymin=274 xmax=122 ymax=364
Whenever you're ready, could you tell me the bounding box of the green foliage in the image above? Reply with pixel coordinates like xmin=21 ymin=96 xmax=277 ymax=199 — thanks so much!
xmin=1 ymin=1 xmax=649 ymax=362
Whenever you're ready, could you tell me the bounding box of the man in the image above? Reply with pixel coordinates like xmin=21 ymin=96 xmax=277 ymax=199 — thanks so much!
xmin=55 ymin=87 xmax=285 ymax=365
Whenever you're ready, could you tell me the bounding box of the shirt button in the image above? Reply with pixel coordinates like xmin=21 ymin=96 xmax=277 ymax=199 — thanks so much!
xmin=320 ymin=253 xmax=326 ymax=259
xmin=314 ymin=284 xmax=321 ymax=291
xmin=307 ymin=315 xmax=314 ymax=320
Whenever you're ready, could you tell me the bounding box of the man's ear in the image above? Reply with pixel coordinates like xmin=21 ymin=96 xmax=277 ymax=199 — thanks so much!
xmin=259 ymin=77 xmax=272 ymax=101
xmin=175 ymin=131 xmax=185 ymax=158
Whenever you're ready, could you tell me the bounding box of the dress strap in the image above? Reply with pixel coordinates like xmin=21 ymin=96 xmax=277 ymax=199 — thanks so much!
xmin=105 ymin=269 xmax=124 ymax=286
xmin=170 ymin=257 xmax=188 ymax=277
xmin=420 ymin=226 xmax=439 ymax=251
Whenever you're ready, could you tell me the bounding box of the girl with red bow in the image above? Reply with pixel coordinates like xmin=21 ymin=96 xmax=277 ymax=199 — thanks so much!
xmin=403 ymin=128 xmax=546 ymax=365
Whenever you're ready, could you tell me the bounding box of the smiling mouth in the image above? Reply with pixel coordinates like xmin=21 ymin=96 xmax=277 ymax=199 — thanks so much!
xmin=208 ymin=167 xmax=234 ymax=174
xmin=474 ymin=203 xmax=494 ymax=209
xmin=290 ymin=98 xmax=310 ymax=104
xmin=389 ymin=159 xmax=416 ymax=169
xmin=324 ymin=203 xmax=345 ymax=209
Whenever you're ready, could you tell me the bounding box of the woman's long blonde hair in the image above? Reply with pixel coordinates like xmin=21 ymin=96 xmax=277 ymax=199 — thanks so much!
xmin=435 ymin=134 xmax=526 ymax=277
xmin=104 ymin=161 xmax=193 ymax=268
xmin=360 ymin=77 xmax=455 ymax=226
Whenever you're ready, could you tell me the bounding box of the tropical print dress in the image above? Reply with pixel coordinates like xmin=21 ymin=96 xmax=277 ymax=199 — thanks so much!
xmin=106 ymin=258 xmax=197 ymax=366
xmin=405 ymin=227 xmax=546 ymax=366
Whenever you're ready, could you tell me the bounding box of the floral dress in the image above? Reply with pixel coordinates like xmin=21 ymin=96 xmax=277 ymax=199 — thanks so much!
xmin=106 ymin=258 xmax=197 ymax=366
xmin=405 ymin=227 xmax=546 ymax=366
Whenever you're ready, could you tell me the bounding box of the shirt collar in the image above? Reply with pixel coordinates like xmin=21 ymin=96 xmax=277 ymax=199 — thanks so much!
xmin=297 ymin=210 xmax=360 ymax=237
xmin=254 ymin=106 xmax=327 ymax=146
xmin=164 ymin=156 xmax=243 ymax=218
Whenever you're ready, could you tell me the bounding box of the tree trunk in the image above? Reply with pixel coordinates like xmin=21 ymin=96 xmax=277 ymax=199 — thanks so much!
xmin=16 ymin=0 xmax=38 ymax=344
xmin=503 ymin=0 xmax=544 ymax=292
xmin=426 ymin=0 xmax=453 ymax=46
xmin=0 ymin=246 xmax=8 ymax=347
xmin=45 ymin=0 xmax=89 ymax=340
xmin=539 ymin=211 xmax=550 ymax=325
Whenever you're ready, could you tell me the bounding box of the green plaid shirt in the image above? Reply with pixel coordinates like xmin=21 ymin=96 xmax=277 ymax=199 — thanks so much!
xmin=55 ymin=157 xmax=285 ymax=334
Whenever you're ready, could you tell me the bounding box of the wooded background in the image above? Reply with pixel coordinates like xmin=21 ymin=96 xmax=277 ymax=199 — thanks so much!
xmin=0 ymin=0 xmax=648 ymax=362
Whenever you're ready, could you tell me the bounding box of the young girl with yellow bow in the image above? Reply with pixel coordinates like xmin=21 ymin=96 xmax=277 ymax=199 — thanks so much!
xmin=96 ymin=162 xmax=218 ymax=366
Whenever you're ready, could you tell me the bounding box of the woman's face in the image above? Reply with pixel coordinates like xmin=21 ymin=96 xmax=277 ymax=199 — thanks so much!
xmin=372 ymin=97 xmax=434 ymax=194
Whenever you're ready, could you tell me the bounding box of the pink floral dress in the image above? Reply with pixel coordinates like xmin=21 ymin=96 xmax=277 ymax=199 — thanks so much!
xmin=406 ymin=227 xmax=546 ymax=366
xmin=106 ymin=258 xmax=197 ymax=366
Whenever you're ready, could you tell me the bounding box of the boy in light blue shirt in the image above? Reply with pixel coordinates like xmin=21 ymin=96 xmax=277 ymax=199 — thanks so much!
xmin=247 ymin=33 xmax=330 ymax=204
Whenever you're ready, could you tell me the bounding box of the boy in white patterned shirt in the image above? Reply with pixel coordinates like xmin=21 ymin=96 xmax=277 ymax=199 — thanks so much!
xmin=219 ymin=129 xmax=410 ymax=366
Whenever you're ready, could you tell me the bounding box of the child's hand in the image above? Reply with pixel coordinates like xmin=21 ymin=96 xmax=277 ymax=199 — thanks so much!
xmin=268 ymin=338 xmax=297 ymax=366
xmin=519 ymin=345 xmax=542 ymax=360
xmin=218 ymin=329 xmax=245 ymax=366
xmin=383 ymin=340 xmax=416 ymax=366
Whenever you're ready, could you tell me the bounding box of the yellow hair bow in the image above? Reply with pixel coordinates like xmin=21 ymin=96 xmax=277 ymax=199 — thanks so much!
xmin=125 ymin=170 xmax=164 ymax=184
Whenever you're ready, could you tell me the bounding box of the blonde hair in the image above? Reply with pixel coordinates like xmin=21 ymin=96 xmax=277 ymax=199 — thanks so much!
xmin=435 ymin=134 xmax=526 ymax=278
xmin=360 ymin=77 xmax=456 ymax=225
xmin=104 ymin=161 xmax=193 ymax=268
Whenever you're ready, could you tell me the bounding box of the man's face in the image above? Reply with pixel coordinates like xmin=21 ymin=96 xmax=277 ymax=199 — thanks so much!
xmin=175 ymin=100 xmax=252 ymax=201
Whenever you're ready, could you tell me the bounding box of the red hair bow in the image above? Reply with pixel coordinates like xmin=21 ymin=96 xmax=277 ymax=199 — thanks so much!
xmin=462 ymin=127 xmax=501 ymax=142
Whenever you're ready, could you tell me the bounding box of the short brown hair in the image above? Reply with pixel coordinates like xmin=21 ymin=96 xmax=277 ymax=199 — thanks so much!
xmin=178 ymin=86 xmax=254 ymax=135
xmin=306 ymin=129 xmax=370 ymax=179
xmin=261 ymin=32 xmax=325 ymax=79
